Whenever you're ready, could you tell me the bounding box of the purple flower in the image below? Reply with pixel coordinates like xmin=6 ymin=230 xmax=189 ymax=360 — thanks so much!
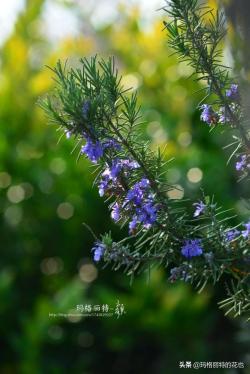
xmin=92 ymin=242 xmax=106 ymax=262
xmin=120 ymin=159 xmax=140 ymax=171
xmin=98 ymin=175 xmax=109 ymax=197
xmin=193 ymin=201 xmax=206 ymax=217
xmin=126 ymin=179 xmax=150 ymax=205
xmin=65 ymin=130 xmax=72 ymax=139
xmin=139 ymin=178 xmax=150 ymax=188
xmin=82 ymin=100 xmax=90 ymax=119
xmin=126 ymin=178 xmax=158 ymax=233
xmin=97 ymin=158 xmax=140 ymax=199
xmin=144 ymin=201 xmax=157 ymax=218
xmin=111 ymin=202 xmax=120 ymax=221
xmin=242 ymin=221 xmax=250 ymax=239
xmin=218 ymin=106 xmax=231 ymax=124
xmin=200 ymin=104 xmax=218 ymax=125
xmin=129 ymin=216 xmax=138 ymax=234
xmin=236 ymin=155 xmax=249 ymax=171
xmin=136 ymin=202 xmax=157 ymax=228
xmin=81 ymin=138 xmax=103 ymax=163
xmin=224 ymin=229 xmax=240 ymax=242
xmin=124 ymin=160 xmax=140 ymax=169
xmin=181 ymin=239 xmax=203 ymax=258
xmin=103 ymin=139 xmax=121 ymax=151
xmin=110 ymin=159 xmax=123 ymax=180
xmin=226 ymin=84 xmax=239 ymax=101
xmin=103 ymin=159 xmax=140 ymax=182
xmin=127 ymin=185 xmax=143 ymax=206
xmin=97 ymin=164 xmax=120 ymax=197
xmin=98 ymin=169 xmax=158 ymax=234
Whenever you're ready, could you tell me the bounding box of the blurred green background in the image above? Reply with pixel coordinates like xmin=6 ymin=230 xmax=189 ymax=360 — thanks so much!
xmin=0 ymin=0 xmax=249 ymax=373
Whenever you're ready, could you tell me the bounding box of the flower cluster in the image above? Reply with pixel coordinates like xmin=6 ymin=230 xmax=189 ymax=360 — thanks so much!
xmin=235 ymin=154 xmax=250 ymax=172
xmin=98 ymin=159 xmax=139 ymax=197
xmin=126 ymin=178 xmax=159 ymax=234
xmin=65 ymin=100 xmax=161 ymax=255
xmin=199 ymin=84 xmax=249 ymax=173
xmin=81 ymin=138 xmax=104 ymax=163
xmin=224 ymin=221 xmax=250 ymax=243
xmin=64 ymin=99 xmax=161 ymax=242
xmin=226 ymin=84 xmax=240 ymax=101
xmin=200 ymin=84 xmax=240 ymax=127
xmin=106 ymin=175 xmax=159 ymax=234
xmin=224 ymin=229 xmax=240 ymax=242
xmin=95 ymin=152 xmax=159 ymax=234
xmin=200 ymin=104 xmax=218 ymax=125
xmin=193 ymin=201 xmax=206 ymax=217
xmin=81 ymin=138 xmax=122 ymax=163
xmin=218 ymin=105 xmax=233 ymax=124
xmin=67 ymin=103 xmax=160 ymax=245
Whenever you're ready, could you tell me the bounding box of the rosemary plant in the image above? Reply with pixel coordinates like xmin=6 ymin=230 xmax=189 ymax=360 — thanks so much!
xmin=163 ymin=0 xmax=250 ymax=178
xmin=41 ymin=0 xmax=250 ymax=319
